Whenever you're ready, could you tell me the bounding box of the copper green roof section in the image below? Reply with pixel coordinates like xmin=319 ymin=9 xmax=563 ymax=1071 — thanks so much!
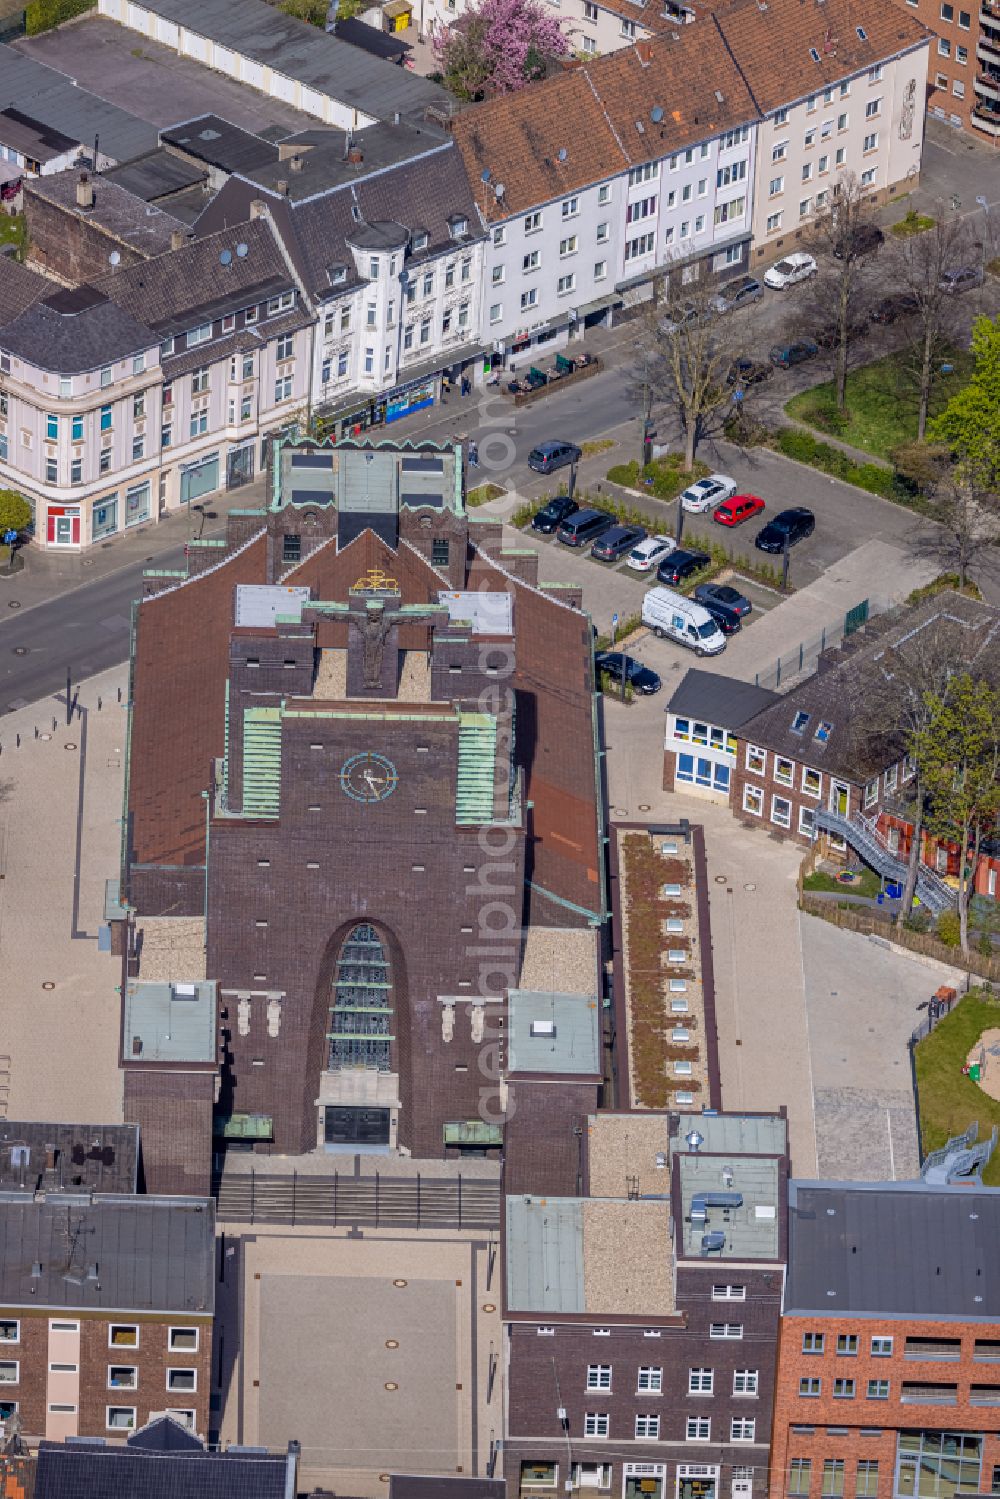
xmin=444 ymin=1120 xmax=503 ymax=1145
xmin=456 ymin=711 xmax=497 ymax=825
xmin=242 ymin=706 xmax=282 ymax=817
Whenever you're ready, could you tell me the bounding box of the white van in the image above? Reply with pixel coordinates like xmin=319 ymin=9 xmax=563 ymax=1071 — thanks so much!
xmin=641 ymin=587 xmax=726 ymax=656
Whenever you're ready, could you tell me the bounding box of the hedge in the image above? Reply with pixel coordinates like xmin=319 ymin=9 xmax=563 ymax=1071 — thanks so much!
xmin=25 ymin=0 xmax=94 ymax=33
xmin=774 ymin=427 xmax=917 ymax=502
xmin=605 ymin=453 xmax=709 ymax=502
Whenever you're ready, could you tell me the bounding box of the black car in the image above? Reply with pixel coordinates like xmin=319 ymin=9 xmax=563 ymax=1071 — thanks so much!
xmin=695 ymin=596 xmax=742 ymax=635
xmin=755 ymin=507 xmax=815 ymax=552
xmin=727 ymin=357 xmax=774 ymax=387
xmin=833 ymin=223 xmax=885 ymax=259
xmin=693 ymin=581 xmax=752 ymax=618
xmin=591 ymin=523 xmax=647 ymax=562
xmin=532 ymin=494 xmax=579 ymax=534
xmin=870 ymin=292 xmax=919 ymax=325
xmin=769 ymin=339 xmax=819 ymax=369
xmin=527 ymin=440 xmax=583 ymax=475
xmin=594 ymin=651 xmax=662 ymax=695
xmin=655 ymin=548 xmax=711 ymax=585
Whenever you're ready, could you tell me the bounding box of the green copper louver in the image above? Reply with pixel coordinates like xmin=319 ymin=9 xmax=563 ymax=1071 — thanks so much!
xmin=455 ymin=712 xmax=497 ymax=825
xmin=242 ymin=706 xmax=282 ymax=817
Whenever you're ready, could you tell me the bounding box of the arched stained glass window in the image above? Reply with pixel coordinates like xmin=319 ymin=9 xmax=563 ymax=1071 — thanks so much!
xmin=327 ymin=923 xmax=394 ymax=1071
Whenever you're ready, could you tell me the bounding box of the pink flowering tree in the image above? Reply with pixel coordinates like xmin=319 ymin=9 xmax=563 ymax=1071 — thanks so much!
xmin=433 ymin=0 xmax=567 ymax=99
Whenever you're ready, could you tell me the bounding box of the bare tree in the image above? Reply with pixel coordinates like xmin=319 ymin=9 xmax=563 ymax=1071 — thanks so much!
xmin=886 ymin=212 xmax=974 ymax=442
xmin=798 ymin=173 xmax=882 ymax=410
xmin=905 ymin=442 xmax=1000 ymax=590
xmin=629 ymin=268 xmax=744 ymax=470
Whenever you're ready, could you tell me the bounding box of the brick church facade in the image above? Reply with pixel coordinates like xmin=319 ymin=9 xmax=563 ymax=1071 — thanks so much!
xmin=119 ymin=437 xmax=603 ymax=1166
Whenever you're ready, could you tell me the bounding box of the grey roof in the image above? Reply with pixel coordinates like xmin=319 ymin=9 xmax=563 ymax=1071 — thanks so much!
xmin=0 ymin=1192 xmax=215 ymax=1312
xmin=161 ymin=115 xmax=279 ymax=174
xmin=667 ymin=668 xmax=781 ymax=730
xmin=124 ymin=979 xmax=217 ymax=1064
xmin=439 ymin=590 xmax=513 ymax=636
xmin=140 ymin=0 xmax=450 ymax=121
xmin=0 ymin=44 xmax=158 ymax=164
xmin=392 ymin=1480 xmax=505 ymax=1499
xmin=0 ymin=257 xmax=50 ymax=322
xmin=677 ymin=1151 xmax=783 ymax=1262
xmin=104 ymin=148 xmax=208 ymax=203
xmin=738 ymin=592 xmax=1000 ymax=779
xmin=335 ymin=16 xmax=410 ymax=61
xmin=35 ymin=1418 xmax=294 ymax=1499
xmin=786 ymin=1181 xmax=1000 ymax=1319
xmin=507 ymin=990 xmax=601 ymax=1077
xmin=506 ymin=1195 xmax=584 ymax=1313
xmin=0 ymin=1122 xmax=138 ymax=1196
xmin=97 ymin=215 xmax=295 ymax=334
xmin=0 ymin=288 xmax=154 ymax=372
xmin=26 ymin=171 xmax=189 ymax=257
xmin=676 ymin=1110 xmax=788 ymax=1159
xmin=0 ymin=105 xmax=76 ymax=162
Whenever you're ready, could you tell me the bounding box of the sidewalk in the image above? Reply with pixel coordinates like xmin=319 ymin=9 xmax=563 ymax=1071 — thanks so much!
xmin=2 ymin=478 xmax=268 ymax=616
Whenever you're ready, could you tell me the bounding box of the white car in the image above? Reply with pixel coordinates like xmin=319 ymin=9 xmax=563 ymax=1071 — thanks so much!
xmin=680 ymin=473 xmax=737 ymax=514
xmin=627 ymin=535 xmax=676 ymax=573
xmin=763 ymin=252 xmax=817 ymax=289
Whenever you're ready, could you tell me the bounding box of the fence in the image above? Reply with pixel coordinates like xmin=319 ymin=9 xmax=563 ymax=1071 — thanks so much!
xmin=799 ymin=892 xmax=1000 ymax=982
xmin=753 ymin=599 xmax=870 ymax=691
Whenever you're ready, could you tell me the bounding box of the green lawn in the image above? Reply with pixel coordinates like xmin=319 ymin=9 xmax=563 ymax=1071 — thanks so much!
xmin=803 ymin=867 xmax=883 ymax=899
xmin=913 ymin=992 xmax=1000 ymax=1186
xmin=785 ymin=349 xmax=975 ymax=461
xmin=0 ymin=214 xmax=25 ymax=259
xmin=891 ymin=209 xmax=937 ymax=237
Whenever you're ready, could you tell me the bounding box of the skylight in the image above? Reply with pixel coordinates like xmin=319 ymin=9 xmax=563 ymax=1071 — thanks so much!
xmin=791 ymin=710 xmax=811 ymax=735
xmin=809 ymin=47 xmax=821 ymax=62
xmin=814 ymin=720 xmax=833 ymax=744
xmin=856 ymin=24 xmax=868 ymax=39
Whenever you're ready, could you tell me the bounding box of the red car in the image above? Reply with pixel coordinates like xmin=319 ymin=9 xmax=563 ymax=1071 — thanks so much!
xmin=714 ymin=494 xmax=765 ymax=527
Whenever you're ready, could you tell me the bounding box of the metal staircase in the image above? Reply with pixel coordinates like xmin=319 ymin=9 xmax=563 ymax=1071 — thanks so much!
xmin=921 ymin=1123 xmax=999 ymax=1185
xmin=813 ymin=808 xmax=957 ymax=915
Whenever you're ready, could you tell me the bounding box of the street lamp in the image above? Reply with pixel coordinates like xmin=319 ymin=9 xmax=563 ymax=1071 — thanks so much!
xmin=977 ymin=195 xmax=991 ymax=311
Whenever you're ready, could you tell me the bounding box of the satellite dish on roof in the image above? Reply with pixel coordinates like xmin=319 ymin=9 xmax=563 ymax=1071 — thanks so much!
xmin=481 ymin=167 xmax=491 ymax=182
xmin=557 ymin=146 xmax=567 ymax=161
xmin=236 ymin=242 xmax=249 ymax=258
xmin=651 ymin=104 xmax=664 ymax=122
xmin=220 ymin=249 xmax=233 ymax=266
xmin=494 ymin=182 xmax=505 ymax=200
xmin=108 ymin=250 xmax=121 ymax=267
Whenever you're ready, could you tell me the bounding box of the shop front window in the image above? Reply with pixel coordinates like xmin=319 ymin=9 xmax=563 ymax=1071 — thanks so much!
xmin=91 ymin=495 xmax=118 ymax=541
xmin=895 ymin=1432 xmax=982 ymax=1499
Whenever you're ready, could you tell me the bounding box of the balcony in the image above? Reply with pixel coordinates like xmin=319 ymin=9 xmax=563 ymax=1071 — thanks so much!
xmin=976 ymin=70 xmax=1000 ymax=100
xmin=904 ymin=1338 xmax=962 ymax=1361
xmin=972 ymin=105 xmax=1000 ymax=135
xmin=977 ymin=34 xmax=1000 ymax=65
xmin=900 ymin=1382 xmax=959 ymax=1405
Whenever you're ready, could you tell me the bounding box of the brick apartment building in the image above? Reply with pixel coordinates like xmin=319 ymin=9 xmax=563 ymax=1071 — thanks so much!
xmin=0 ymin=1192 xmax=214 ymax=1445
xmin=117 ymin=432 xmax=603 ymax=1169
xmin=889 ymin=0 xmax=1000 ymax=139
xmin=770 ymin=1180 xmax=1000 ymax=1499
xmin=662 ymin=593 xmax=1000 ymax=905
xmin=503 ymin=1109 xmax=789 ymax=1499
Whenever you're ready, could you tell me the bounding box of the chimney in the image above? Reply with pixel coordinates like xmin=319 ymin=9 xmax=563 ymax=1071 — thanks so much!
xmin=290 ymin=154 xmax=304 ymax=173
xmin=347 ymin=145 xmax=363 ymax=165
xmin=278 ymin=141 xmax=298 ymax=160
xmin=636 ymin=39 xmax=654 ymax=64
xmin=250 ymin=199 xmax=268 ymax=219
xmin=170 ymin=228 xmax=187 ymax=251
xmin=276 ymin=178 xmax=289 ymax=196
xmin=76 ymin=172 xmax=94 ymax=210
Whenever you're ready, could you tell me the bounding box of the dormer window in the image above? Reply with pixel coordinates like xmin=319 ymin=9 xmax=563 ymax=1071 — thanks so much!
xmin=814 ymin=720 xmax=833 ymax=744
xmin=187 ymin=322 xmax=212 ymax=347
xmin=791 ymin=710 xmax=811 ymax=735
xmin=412 ymin=229 xmax=429 ymax=251
xmin=328 ymin=265 xmax=347 ymax=286
xmin=267 ymin=291 xmax=295 ymax=314
xmin=448 ymin=215 xmax=469 ymax=239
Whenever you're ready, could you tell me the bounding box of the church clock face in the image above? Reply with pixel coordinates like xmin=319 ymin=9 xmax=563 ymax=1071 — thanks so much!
xmin=340 ymin=751 xmax=399 ymax=804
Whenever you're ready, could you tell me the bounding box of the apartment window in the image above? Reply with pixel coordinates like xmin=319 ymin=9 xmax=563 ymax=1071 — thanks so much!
xmin=108 ymin=1366 xmax=137 ymax=1389
xmin=0 ymin=1364 xmax=17 ymax=1385
xmin=132 ymin=436 xmax=144 ymax=462
xmin=953 ymin=79 xmax=965 ymax=97
xmin=584 ymin=1413 xmax=609 ymax=1437
xmin=856 ymin=1462 xmax=879 ymax=1498
xmin=461 ymin=258 xmax=471 ymax=282
xmin=187 ymin=322 xmax=212 ymax=347
xmin=805 ymin=128 xmax=817 ymax=148
xmin=100 ymin=449 xmax=112 ymax=473
xmin=489 ymin=303 xmax=502 ymax=325
xmin=774 ymin=757 xmax=794 ymax=786
xmin=771 ymin=797 xmax=791 ymax=829
xmin=524 ymin=211 xmax=542 ymax=233
xmin=802 ymin=161 xmax=814 ymax=182
xmin=789 ymin=1460 xmax=812 ymax=1496
xmin=190 ymin=410 xmax=208 ymax=438
xmin=766 ymin=212 xmax=782 ymax=232
xmin=100 ymin=366 xmax=112 ymax=388
xmin=800 ymin=199 xmax=812 ymax=218
xmin=559 ymin=235 xmax=578 ymax=256
xmin=941 ymin=1 xmax=953 ymax=15
xmin=834 ymin=1379 xmax=856 ymax=1399
xmin=45 ymin=457 xmax=57 ymax=484
xmin=626 ymin=233 xmax=655 ymax=260
xmin=710 ymin=1324 xmax=743 ymax=1339
xmin=191 ymin=368 xmax=209 ymax=395
xmin=492 ymin=265 xmax=505 ymax=286
xmin=939 ymin=36 xmax=952 ymax=55
xmin=523 ymin=250 xmax=540 ymax=272
xmin=823 ymin=1462 xmax=845 ymax=1498
xmin=166 ymin=1368 xmax=197 ymax=1392
xmin=45 ymin=412 xmax=58 ymax=441
xmin=866 ymin=98 xmax=881 ymax=117
xmin=169 ymin=1328 xmax=199 ymax=1352
xmin=636 ymin=1415 xmax=660 ymax=1439
xmin=628 ymin=162 xmax=658 ymax=186
xmin=106 ymin=1407 xmax=136 ymax=1431
xmin=871 ymin=1337 xmax=893 ymax=1357
xmin=837 ymin=1335 xmax=859 ymax=1356
xmin=800 ymin=1378 xmax=822 ymax=1397
xmin=520 ymin=289 xmax=538 ymax=312
xmin=866 ymin=1380 xmax=889 ymax=1399
xmin=621 ymin=18 xmax=635 ymax=36
xmin=835 ymin=147 xmax=846 ymax=167
xmin=245 ymin=305 xmax=259 ymax=325
xmin=743 ymin=785 xmax=763 ymax=817
xmin=276 ymin=332 xmax=294 ymax=362
xmin=838 ymin=112 xmax=848 ymax=130
xmin=0 ymin=1324 xmax=18 ymax=1345
xmin=772 ymin=141 xmax=788 ymax=163
xmin=689 ymin=1368 xmax=714 ymax=1394
xmin=713 ymin=1285 xmax=746 ymax=1301
xmin=819 ymin=154 xmax=830 ymax=173
xmin=694 ymin=214 xmax=705 ymax=233
xmin=869 ymin=63 xmax=883 ymax=81
xmin=803 ymin=1333 xmax=824 ymax=1354
xmin=774 ymin=106 xmax=789 ymax=124
xmin=562 ymin=196 xmax=579 ymax=218
xmin=594 ymin=260 xmax=607 ymax=281
xmin=732 ymin=1418 xmax=756 ymax=1442
xmin=959 ymin=7 xmax=970 ymax=23
xmin=492 ymin=226 xmax=507 ymax=248
xmin=638 ymin=1367 xmax=662 ymax=1393
xmin=687 ymin=1418 xmax=711 ymax=1441
xmin=734 ymin=1370 xmax=758 ymax=1396
xmin=587 ymin=1366 xmax=612 ymax=1390
xmin=161 ymin=423 xmax=172 ymax=449
xmin=557 ymin=274 xmax=576 ymax=295
xmin=746 ymin=744 xmax=766 ymax=775
xmin=267 ymin=291 xmax=295 ymax=314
